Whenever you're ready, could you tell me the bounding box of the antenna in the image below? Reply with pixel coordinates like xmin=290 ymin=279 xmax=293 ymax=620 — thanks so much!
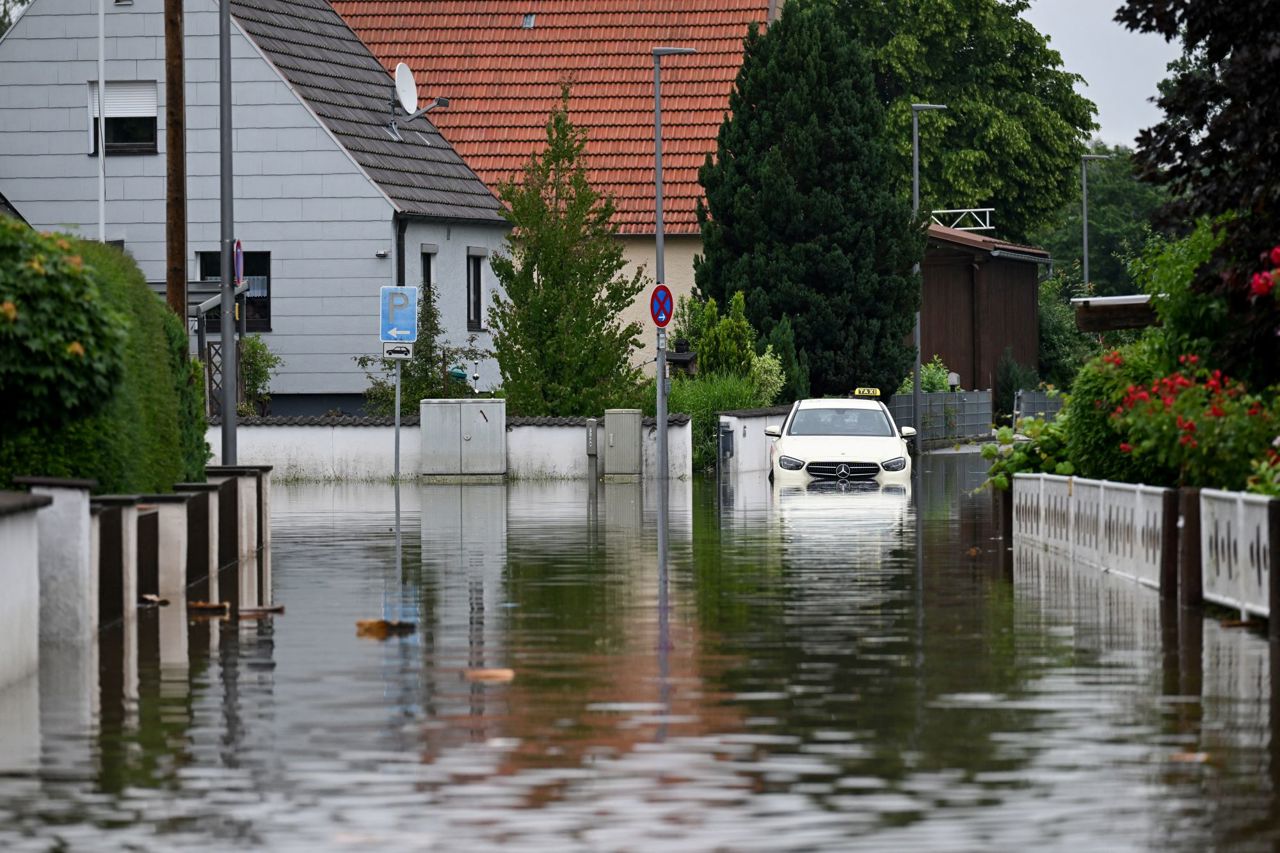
xmin=389 ymin=62 xmax=450 ymax=141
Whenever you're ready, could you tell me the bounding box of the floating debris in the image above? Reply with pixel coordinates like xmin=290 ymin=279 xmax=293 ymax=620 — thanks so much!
xmin=356 ymin=619 xmax=416 ymax=639
xmin=139 ymin=594 xmax=169 ymax=607
xmin=189 ymin=600 xmax=229 ymax=613
xmin=1168 ymin=751 xmax=1211 ymax=764
xmin=465 ymin=668 xmax=515 ymax=684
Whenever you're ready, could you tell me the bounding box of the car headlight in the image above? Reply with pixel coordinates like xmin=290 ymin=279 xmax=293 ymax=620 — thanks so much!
xmin=778 ymin=455 xmax=805 ymax=471
xmin=881 ymin=457 xmax=907 ymax=472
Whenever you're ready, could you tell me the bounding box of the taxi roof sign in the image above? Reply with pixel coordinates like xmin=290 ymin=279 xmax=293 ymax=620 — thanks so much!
xmin=852 ymin=387 xmax=881 ymax=397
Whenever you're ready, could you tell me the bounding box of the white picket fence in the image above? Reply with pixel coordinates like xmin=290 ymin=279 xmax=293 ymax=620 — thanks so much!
xmin=1200 ymin=489 xmax=1273 ymax=620
xmin=1012 ymin=473 xmax=1171 ymax=590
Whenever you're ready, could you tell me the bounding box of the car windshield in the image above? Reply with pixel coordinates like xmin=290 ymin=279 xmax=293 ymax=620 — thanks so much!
xmin=787 ymin=407 xmax=895 ymax=437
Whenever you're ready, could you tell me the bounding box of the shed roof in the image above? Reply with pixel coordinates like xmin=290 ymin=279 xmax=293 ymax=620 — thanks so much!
xmin=332 ymin=0 xmax=773 ymax=236
xmin=926 ymin=224 xmax=1049 ymax=259
xmin=231 ymin=0 xmax=503 ymax=223
xmin=0 ymin=190 xmax=28 ymax=224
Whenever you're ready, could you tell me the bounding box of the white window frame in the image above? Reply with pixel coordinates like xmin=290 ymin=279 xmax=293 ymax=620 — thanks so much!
xmin=87 ymin=80 xmax=158 ymax=155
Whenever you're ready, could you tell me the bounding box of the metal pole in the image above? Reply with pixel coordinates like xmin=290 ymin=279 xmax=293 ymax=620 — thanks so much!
xmin=97 ymin=0 xmax=106 ymax=242
xmin=650 ymin=47 xmax=694 ymax=484
xmin=218 ymin=0 xmax=236 ymax=464
xmin=911 ymin=109 xmax=921 ymax=450
xmin=164 ymin=0 xmax=187 ymax=317
xmin=653 ymin=54 xmax=668 ymax=485
xmin=1081 ymin=158 xmax=1090 ymax=287
xmin=394 ymin=360 xmax=401 ymax=481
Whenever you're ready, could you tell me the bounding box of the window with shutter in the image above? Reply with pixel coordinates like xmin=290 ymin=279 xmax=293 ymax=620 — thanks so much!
xmin=87 ymin=81 xmax=158 ymax=155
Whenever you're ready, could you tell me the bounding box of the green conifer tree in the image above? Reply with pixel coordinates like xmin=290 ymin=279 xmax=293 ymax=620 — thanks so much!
xmin=696 ymin=1 xmax=924 ymax=397
xmin=488 ymin=92 xmax=647 ymax=416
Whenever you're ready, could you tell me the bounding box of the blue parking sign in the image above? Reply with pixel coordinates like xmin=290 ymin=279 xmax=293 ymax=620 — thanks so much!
xmin=380 ymin=286 xmax=418 ymax=343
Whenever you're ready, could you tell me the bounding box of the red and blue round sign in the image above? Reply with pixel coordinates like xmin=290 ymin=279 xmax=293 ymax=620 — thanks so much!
xmin=650 ymin=284 xmax=673 ymax=327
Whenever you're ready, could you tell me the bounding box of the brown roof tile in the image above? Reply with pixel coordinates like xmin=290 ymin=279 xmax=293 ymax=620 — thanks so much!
xmin=332 ymin=0 xmax=772 ymax=235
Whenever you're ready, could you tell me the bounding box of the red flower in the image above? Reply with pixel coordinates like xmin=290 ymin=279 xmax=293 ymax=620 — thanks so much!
xmin=1252 ymin=271 xmax=1276 ymax=297
xmin=1249 ymin=404 xmax=1261 ymax=416
xmin=1270 ymin=245 xmax=1280 ymax=266
xmin=1119 ymin=442 xmax=1132 ymax=454
xmin=1209 ymin=404 xmax=1225 ymax=418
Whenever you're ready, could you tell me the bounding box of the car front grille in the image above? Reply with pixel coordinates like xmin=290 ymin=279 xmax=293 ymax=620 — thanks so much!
xmin=805 ymin=461 xmax=880 ymax=480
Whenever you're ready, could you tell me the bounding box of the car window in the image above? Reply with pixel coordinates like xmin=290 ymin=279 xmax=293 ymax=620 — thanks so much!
xmin=787 ymin=407 xmax=895 ymax=437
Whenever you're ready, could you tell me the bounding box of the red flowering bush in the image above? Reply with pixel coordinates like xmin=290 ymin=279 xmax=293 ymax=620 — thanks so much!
xmin=1112 ymin=358 xmax=1279 ymax=489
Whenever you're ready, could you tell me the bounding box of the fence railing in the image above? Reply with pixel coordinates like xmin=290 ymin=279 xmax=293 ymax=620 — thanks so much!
xmin=887 ymin=390 xmax=991 ymax=441
xmin=1012 ymin=474 xmax=1276 ymax=621
xmin=1201 ymin=488 xmax=1273 ymax=619
xmin=1013 ymin=389 xmax=1064 ymax=422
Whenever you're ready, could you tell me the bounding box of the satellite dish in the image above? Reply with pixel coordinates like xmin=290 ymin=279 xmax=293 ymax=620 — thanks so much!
xmin=394 ymin=62 xmax=418 ymax=115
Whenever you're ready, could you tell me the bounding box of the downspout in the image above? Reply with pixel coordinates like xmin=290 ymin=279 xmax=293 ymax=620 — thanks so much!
xmin=971 ymin=260 xmax=982 ymax=391
xmin=394 ymin=212 xmax=407 ymax=286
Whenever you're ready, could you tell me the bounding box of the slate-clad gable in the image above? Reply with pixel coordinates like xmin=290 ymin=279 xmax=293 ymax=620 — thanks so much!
xmin=231 ymin=0 xmax=503 ymax=223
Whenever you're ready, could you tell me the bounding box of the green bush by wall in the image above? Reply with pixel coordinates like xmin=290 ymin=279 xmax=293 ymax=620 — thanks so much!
xmin=0 ymin=234 xmax=207 ymax=492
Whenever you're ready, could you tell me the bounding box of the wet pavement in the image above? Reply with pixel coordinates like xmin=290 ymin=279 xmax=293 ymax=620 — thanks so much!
xmin=0 ymin=452 xmax=1276 ymax=850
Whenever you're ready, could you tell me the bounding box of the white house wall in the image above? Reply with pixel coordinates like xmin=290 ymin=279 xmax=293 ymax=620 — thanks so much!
xmin=0 ymin=0 xmax=507 ymax=400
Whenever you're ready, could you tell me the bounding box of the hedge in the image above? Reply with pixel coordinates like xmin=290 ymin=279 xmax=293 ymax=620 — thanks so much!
xmin=0 ymin=228 xmax=207 ymax=492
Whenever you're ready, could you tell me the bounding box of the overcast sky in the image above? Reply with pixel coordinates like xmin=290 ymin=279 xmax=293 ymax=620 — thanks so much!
xmin=1021 ymin=0 xmax=1182 ymax=149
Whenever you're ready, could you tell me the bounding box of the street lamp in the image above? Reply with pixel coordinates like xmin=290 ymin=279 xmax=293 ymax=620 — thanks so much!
xmin=652 ymin=46 xmax=696 ymax=487
xmin=911 ymin=103 xmax=946 ymax=451
xmin=1081 ymin=153 xmax=1113 ymax=288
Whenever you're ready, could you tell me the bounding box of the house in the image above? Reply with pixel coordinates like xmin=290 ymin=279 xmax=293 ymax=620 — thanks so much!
xmin=336 ymin=1 xmax=1046 ymax=391
xmin=334 ymin=0 xmax=778 ymax=362
xmin=0 ymin=0 xmax=507 ymax=415
xmin=923 ymin=224 xmax=1048 ymax=391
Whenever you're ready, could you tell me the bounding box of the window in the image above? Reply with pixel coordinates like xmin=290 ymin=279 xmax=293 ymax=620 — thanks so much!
xmin=420 ymin=248 xmax=435 ymax=302
xmin=88 ymin=81 xmax=157 ymax=155
xmin=787 ymin=407 xmax=894 ymax=437
xmin=467 ymin=251 xmax=485 ymax=331
xmin=198 ymin=250 xmax=271 ymax=333
xmin=522 ymin=13 xmax=536 ymax=28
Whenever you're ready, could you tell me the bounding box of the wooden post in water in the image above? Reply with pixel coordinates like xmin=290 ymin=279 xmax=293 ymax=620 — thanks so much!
xmin=1178 ymin=486 xmax=1202 ymax=609
xmin=1269 ymin=499 xmax=1280 ymax=645
xmin=1160 ymin=489 xmax=1179 ymax=603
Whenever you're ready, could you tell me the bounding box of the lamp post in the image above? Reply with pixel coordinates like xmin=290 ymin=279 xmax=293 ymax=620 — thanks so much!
xmin=1081 ymin=153 xmax=1113 ymax=288
xmin=652 ymin=46 xmax=696 ymax=487
xmin=911 ymin=103 xmax=945 ymax=450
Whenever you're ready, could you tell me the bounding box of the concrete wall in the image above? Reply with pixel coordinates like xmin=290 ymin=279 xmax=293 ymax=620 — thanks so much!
xmin=209 ymin=419 xmax=693 ymax=481
xmin=0 ymin=0 xmax=507 ymax=399
xmin=719 ymin=409 xmax=791 ymax=476
xmin=0 ymin=498 xmax=44 ymax=689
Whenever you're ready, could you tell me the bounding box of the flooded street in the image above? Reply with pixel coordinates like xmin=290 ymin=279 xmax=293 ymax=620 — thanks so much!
xmin=1 ymin=452 xmax=1277 ymax=850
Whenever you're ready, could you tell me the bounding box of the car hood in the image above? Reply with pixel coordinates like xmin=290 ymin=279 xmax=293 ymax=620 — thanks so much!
xmin=775 ymin=435 xmax=907 ymax=462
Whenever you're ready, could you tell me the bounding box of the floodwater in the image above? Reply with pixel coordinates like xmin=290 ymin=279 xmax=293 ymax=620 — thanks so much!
xmin=1 ymin=452 xmax=1277 ymax=851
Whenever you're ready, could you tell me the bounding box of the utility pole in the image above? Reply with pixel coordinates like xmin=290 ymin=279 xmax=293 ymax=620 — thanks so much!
xmin=164 ymin=0 xmax=187 ymax=318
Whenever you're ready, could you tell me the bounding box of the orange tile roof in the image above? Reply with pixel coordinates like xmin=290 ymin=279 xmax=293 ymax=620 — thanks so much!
xmin=332 ymin=1 xmax=773 ymax=235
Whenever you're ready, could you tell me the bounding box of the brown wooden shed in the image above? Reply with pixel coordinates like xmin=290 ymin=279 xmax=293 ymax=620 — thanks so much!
xmin=921 ymin=224 xmax=1048 ymax=391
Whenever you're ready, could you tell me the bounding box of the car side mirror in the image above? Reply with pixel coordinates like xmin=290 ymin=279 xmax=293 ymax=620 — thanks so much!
xmin=764 ymin=426 xmax=781 ymax=438
xmin=900 ymin=426 xmax=917 ymax=438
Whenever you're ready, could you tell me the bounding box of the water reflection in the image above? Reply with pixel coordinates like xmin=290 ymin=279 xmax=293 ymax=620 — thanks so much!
xmin=0 ymin=455 xmax=1276 ymax=849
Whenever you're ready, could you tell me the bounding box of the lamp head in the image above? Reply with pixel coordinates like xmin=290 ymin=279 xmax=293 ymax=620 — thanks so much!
xmin=653 ymin=47 xmax=697 ymax=57
xmin=911 ymin=103 xmax=947 ymax=112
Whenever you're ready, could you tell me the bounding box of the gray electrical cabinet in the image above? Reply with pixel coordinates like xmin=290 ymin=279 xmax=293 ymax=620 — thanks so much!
xmin=602 ymin=408 xmax=641 ymax=477
xmin=420 ymin=399 xmax=507 ymax=476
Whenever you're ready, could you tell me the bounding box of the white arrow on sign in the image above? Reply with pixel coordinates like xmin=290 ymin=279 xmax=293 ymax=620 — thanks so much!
xmin=386 ymin=327 xmax=410 ymax=338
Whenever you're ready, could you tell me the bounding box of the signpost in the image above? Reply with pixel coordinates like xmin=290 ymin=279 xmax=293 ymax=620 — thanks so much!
xmin=380 ymin=286 xmax=418 ymax=481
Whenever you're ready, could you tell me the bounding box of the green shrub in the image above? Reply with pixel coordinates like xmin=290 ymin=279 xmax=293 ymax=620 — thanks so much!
xmin=1038 ymin=271 xmax=1102 ymax=390
xmin=764 ymin=315 xmax=809 ymax=401
xmin=0 ymin=238 xmax=208 ymax=491
xmin=1112 ymin=358 xmax=1279 ymax=489
xmin=239 ymin=334 xmax=283 ymax=416
xmin=0 ymin=219 xmax=127 ymax=430
xmin=1062 ymin=339 xmax=1169 ymax=485
xmin=897 ymin=354 xmax=952 ymax=395
xmin=994 ymin=347 xmax=1038 ymax=419
xmin=980 ymin=415 xmax=1073 ymax=491
xmin=647 ymin=373 xmax=765 ymax=472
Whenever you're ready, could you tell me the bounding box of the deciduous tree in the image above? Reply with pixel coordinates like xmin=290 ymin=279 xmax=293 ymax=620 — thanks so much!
xmin=841 ymin=0 xmax=1097 ymax=243
xmin=489 ymin=93 xmax=646 ymax=416
xmin=1115 ymin=0 xmax=1280 ymax=386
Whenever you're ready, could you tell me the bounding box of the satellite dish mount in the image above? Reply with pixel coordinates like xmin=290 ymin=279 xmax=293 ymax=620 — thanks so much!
xmin=389 ymin=62 xmax=449 ymax=141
